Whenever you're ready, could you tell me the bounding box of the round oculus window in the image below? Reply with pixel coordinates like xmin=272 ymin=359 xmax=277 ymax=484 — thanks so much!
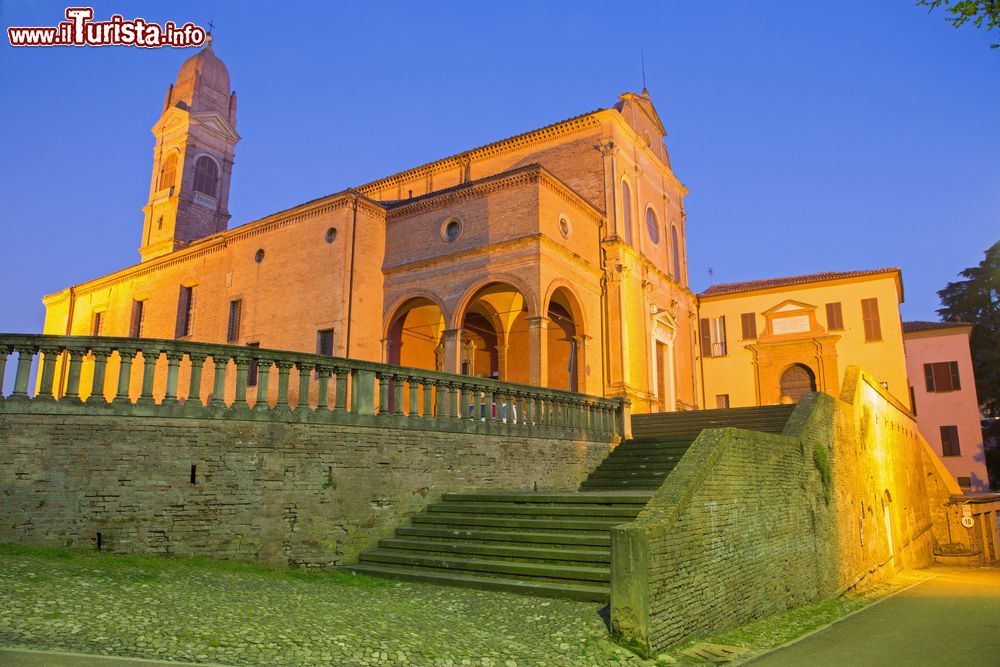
xmin=325 ymin=227 xmax=337 ymax=243
xmin=442 ymin=219 xmax=462 ymax=242
xmin=559 ymin=217 xmax=571 ymax=239
xmin=254 ymin=248 xmax=265 ymax=263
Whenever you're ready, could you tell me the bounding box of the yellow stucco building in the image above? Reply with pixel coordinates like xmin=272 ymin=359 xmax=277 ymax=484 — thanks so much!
xmin=696 ymin=269 xmax=909 ymax=409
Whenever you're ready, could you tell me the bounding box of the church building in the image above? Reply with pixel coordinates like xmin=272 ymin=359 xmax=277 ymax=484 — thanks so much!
xmin=42 ymin=44 xmax=698 ymax=413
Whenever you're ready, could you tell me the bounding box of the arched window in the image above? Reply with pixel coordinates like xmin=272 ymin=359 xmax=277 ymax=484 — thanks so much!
xmin=671 ymin=224 xmax=681 ymax=281
xmin=621 ymin=180 xmax=633 ymax=245
xmin=193 ymin=156 xmax=218 ymax=197
xmin=159 ymin=153 xmax=177 ymax=191
xmin=645 ymin=207 xmax=660 ymax=244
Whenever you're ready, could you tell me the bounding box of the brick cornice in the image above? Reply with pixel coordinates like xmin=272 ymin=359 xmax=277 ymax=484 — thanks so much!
xmin=357 ymin=112 xmax=604 ymax=196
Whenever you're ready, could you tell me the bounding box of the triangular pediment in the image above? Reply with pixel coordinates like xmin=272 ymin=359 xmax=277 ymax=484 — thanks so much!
xmin=765 ymin=299 xmax=816 ymax=315
xmin=191 ymin=110 xmax=240 ymax=142
xmin=617 ymin=91 xmax=667 ymax=137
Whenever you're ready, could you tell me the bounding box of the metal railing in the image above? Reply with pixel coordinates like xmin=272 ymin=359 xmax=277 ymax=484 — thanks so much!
xmin=0 ymin=334 xmax=624 ymax=441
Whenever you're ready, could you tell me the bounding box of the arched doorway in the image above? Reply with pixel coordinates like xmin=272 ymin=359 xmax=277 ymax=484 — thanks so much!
xmin=546 ymin=287 xmax=584 ymax=393
xmin=779 ymin=363 xmax=816 ymax=403
xmin=386 ymin=297 xmax=445 ymax=371
xmin=459 ymin=283 xmax=530 ymax=383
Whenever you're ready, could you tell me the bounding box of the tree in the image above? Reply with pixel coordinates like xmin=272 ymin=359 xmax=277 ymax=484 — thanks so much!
xmin=938 ymin=240 xmax=1000 ymax=420
xmin=917 ymin=0 xmax=1000 ymax=47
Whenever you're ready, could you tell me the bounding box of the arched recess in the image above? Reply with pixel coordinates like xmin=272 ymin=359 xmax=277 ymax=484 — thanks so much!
xmin=544 ymin=284 xmax=587 ymax=393
xmin=385 ymin=297 xmax=446 ymax=371
xmin=779 ymin=363 xmax=816 ymax=403
xmin=620 ymin=178 xmax=634 ymax=245
xmin=454 ymin=281 xmax=534 ymax=384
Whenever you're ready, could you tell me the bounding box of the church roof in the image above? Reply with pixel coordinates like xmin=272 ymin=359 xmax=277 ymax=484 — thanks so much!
xmin=171 ymin=44 xmax=231 ymax=113
xmin=700 ymin=268 xmax=902 ymax=299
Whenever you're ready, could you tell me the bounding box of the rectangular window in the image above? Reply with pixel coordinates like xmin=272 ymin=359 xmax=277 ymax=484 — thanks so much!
xmin=92 ymin=311 xmax=104 ymax=337
xmin=940 ymin=425 xmax=961 ymax=456
xmin=715 ymin=394 xmax=730 ymax=409
xmin=176 ymin=285 xmax=195 ymax=338
xmin=740 ymin=313 xmax=757 ymax=340
xmin=227 ymin=300 xmax=242 ymax=343
xmin=317 ymin=329 xmax=335 ymax=356
xmin=861 ymin=298 xmax=881 ymax=341
xmin=924 ymin=361 xmax=961 ymax=393
xmin=825 ymin=302 xmax=844 ymax=331
xmin=247 ymin=342 xmax=260 ymax=388
xmin=909 ymin=386 xmax=917 ymax=416
xmin=700 ymin=316 xmax=727 ymax=357
xmin=129 ymin=300 xmax=145 ymax=338
xmin=957 ymin=476 xmax=972 ymax=488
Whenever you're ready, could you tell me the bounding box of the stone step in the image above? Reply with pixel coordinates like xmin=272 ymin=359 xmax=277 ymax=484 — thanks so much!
xmin=411 ymin=514 xmax=624 ymax=531
xmin=395 ymin=526 xmax=611 ymax=547
xmin=427 ymin=502 xmax=641 ymax=518
xmin=441 ymin=491 xmax=652 ymax=504
xmin=343 ymin=564 xmax=608 ymax=602
xmin=359 ymin=550 xmax=610 ymax=582
xmin=377 ymin=538 xmax=609 ymax=563
xmin=581 ymin=480 xmax=661 ymax=490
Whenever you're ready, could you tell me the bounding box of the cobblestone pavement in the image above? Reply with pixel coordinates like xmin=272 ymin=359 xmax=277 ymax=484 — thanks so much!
xmin=0 ymin=546 xmax=657 ymax=667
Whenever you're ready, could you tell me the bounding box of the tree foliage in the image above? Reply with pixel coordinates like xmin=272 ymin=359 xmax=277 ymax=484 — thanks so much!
xmin=937 ymin=240 xmax=1000 ymax=428
xmin=917 ymin=0 xmax=1000 ymax=47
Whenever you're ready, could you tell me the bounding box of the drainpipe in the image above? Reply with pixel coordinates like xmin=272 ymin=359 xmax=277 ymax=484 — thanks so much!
xmin=345 ymin=194 xmax=359 ymax=359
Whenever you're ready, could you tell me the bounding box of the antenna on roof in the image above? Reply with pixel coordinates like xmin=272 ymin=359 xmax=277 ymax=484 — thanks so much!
xmin=641 ymin=50 xmax=647 ymax=93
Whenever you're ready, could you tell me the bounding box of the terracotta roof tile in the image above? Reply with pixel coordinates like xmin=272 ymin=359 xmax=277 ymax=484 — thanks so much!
xmin=902 ymin=320 xmax=973 ymax=333
xmin=699 ymin=268 xmax=900 ymax=298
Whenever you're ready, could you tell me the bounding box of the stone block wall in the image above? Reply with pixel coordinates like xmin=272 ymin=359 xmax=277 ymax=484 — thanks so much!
xmin=611 ymin=366 xmax=937 ymax=654
xmin=0 ymin=412 xmax=610 ymax=567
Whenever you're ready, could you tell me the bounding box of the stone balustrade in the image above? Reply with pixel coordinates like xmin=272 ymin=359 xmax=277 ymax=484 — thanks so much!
xmin=0 ymin=334 xmax=625 ymax=441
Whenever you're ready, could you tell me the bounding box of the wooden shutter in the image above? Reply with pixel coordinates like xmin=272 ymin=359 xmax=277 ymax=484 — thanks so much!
xmin=932 ymin=362 xmax=955 ymax=392
xmin=861 ymin=298 xmax=881 ymax=341
xmin=740 ymin=313 xmax=757 ymax=340
xmin=825 ymin=302 xmax=844 ymax=330
xmin=700 ymin=318 xmax=712 ymax=357
xmin=130 ymin=301 xmax=144 ymax=338
xmin=924 ymin=363 xmax=935 ymax=392
xmin=949 ymin=361 xmax=961 ymax=390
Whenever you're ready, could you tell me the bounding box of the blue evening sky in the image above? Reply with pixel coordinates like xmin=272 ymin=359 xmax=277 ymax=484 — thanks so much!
xmin=1 ymin=0 xmax=997 ymax=335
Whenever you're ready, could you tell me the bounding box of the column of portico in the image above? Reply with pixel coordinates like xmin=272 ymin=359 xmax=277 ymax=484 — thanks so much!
xmin=441 ymin=328 xmax=463 ymax=375
xmin=528 ymin=316 xmax=549 ymax=389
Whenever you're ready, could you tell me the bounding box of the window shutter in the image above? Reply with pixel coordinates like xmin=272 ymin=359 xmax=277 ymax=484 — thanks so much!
xmin=949 ymin=361 xmax=961 ymax=390
xmin=932 ymin=362 xmax=954 ymax=393
xmin=861 ymin=298 xmax=881 ymax=341
xmin=924 ymin=364 xmax=935 ymax=392
xmin=825 ymin=302 xmax=844 ymax=330
xmin=940 ymin=425 xmax=960 ymax=456
xmin=741 ymin=313 xmax=757 ymax=340
xmin=700 ymin=318 xmax=711 ymax=357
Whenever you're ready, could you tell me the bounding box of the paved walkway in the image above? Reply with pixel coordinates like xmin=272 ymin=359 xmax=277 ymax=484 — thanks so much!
xmin=753 ymin=567 xmax=1000 ymax=666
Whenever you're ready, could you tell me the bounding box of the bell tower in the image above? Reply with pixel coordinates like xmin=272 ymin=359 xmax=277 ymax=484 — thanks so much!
xmin=140 ymin=41 xmax=239 ymax=262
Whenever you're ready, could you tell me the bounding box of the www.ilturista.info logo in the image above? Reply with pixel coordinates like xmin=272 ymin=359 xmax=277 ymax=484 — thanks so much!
xmin=8 ymin=7 xmax=208 ymax=48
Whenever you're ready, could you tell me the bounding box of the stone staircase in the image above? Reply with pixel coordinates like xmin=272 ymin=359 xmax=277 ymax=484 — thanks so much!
xmin=346 ymin=405 xmax=797 ymax=600
xmin=582 ymin=405 xmax=795 ymax=491
xmin=346 ymin=491 xmax=651 ymax=601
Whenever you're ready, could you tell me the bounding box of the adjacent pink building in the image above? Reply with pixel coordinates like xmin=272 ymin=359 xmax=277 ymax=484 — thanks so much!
xmin=904 ymin=321 xmax=990 ymax=493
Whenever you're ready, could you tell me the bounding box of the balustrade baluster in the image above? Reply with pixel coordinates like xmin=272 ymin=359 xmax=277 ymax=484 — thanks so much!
xmin=484 ymin=386 xmax=495 ymax=424
xmin=391 ymin=374 xmax=405 ymax=416
xmin=408 ymin=377 xmax=420 ymax=417
xmin=254 ymin=357 xmax=272 ymax=410
xmin=10 ymin=346 xmax=37 ymax=400
xmin=87 ymin=347 xmax=110 ymax=405
xmin=316 ymin=366 xmax=331 ymax=411
xmin=296 ymin=362 xmax=311 ymax=411
xmin=449 ymin=382 xmax=460 ymax=419
xmin=63 ymin=348 xmax=85 ymax=401
xmin=186 ymin=353 xmax=206 ymax=407
xmin=0 ymin=346 xmax=9 ymax=400
xmin=334 ymin=367 xmax=349 ymax=412
xmin=114 ymin=349 xmax=135 ymax=404
xmin=234 ymin=354 xmax=250 ymax=408
xmin=211 ymin=354 xmax=229 ymax=408
xmin=162 ymin=351 xmax=182 ymax=406
xmin=422 ymin=380 xmax=433 ymax=417
xmin=377 ymin=372 xmax=391 ymax=416
xmin=36 ymin=347 xmax=60 ymax=400
xmin=136 ymin=349 xmax=159 ymax=405
xmin=275 ymin=361 xmax=293 ymax=410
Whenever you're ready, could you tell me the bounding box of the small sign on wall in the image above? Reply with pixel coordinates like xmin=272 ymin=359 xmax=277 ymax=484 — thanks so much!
xmin=961 ymin=516 xmax=975 ymax=529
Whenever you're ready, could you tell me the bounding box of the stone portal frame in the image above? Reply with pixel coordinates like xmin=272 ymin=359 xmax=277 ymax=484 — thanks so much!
xmin=649 ymin=311 xmax=678 ymax=412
